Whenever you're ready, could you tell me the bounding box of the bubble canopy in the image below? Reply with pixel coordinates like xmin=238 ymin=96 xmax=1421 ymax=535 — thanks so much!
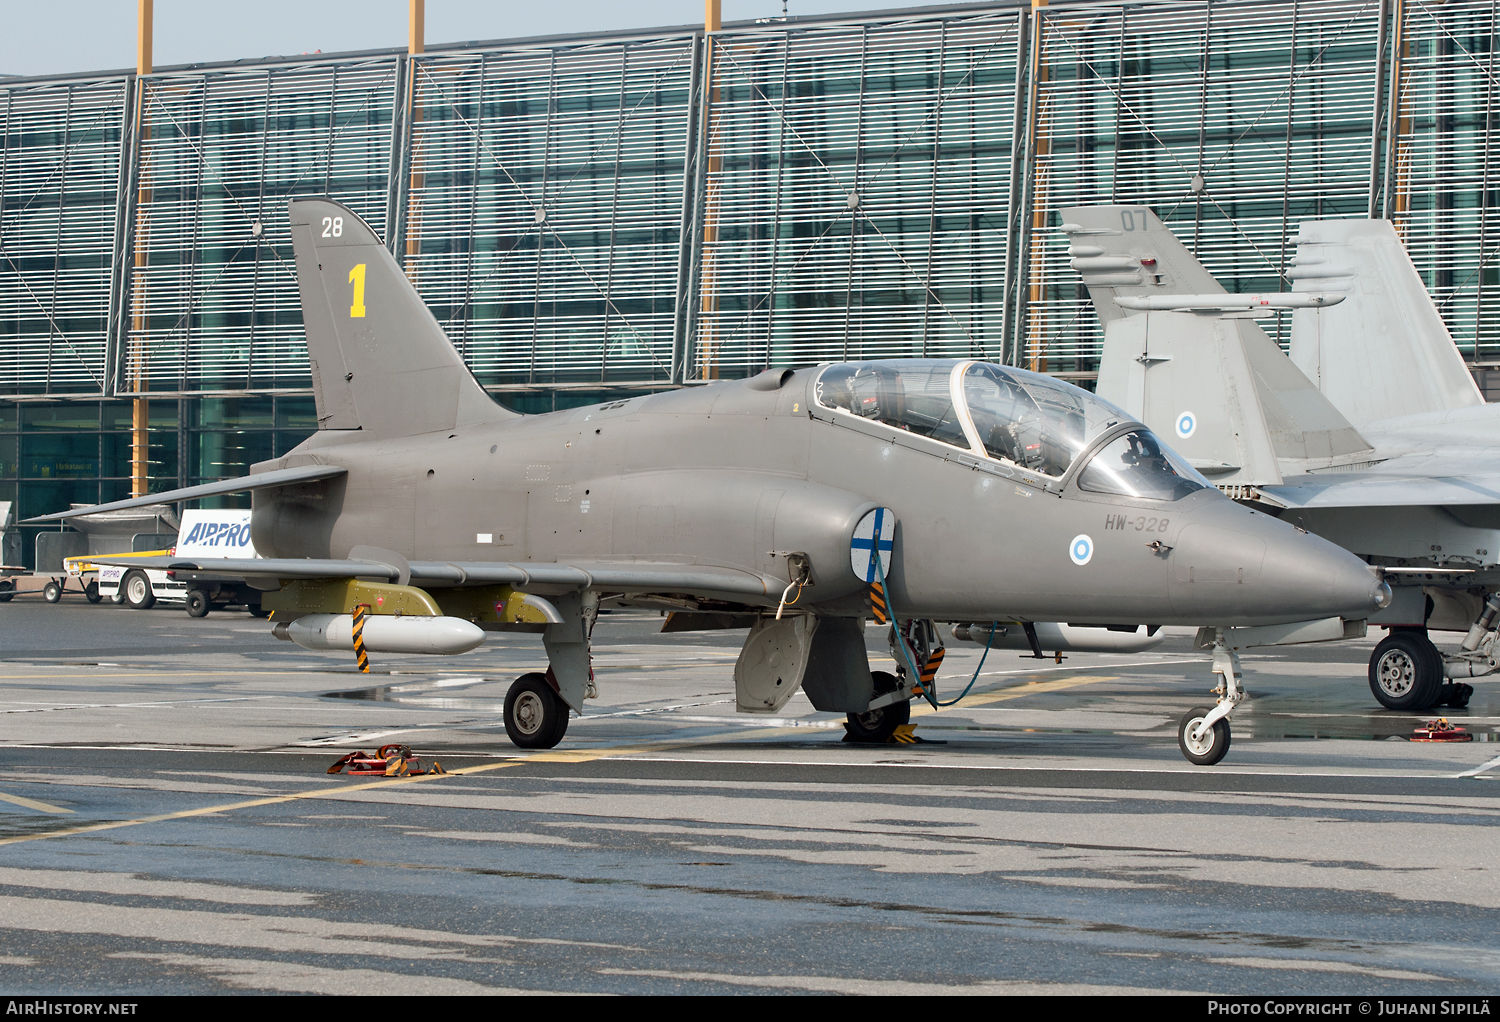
xmin=813 ymin=359 xmax=1208 ymax=497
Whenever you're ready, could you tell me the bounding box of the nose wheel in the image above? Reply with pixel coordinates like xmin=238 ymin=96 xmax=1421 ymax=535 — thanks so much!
xmin=1178 ymin=706 xmax=1231 ymax=765
xmin=1177 ymin=633 xmax=1243 ymax=766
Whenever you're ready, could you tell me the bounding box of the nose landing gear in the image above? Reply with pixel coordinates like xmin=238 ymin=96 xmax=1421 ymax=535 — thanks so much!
xmin=1177 ymin=634 xmax=1243 ymax=766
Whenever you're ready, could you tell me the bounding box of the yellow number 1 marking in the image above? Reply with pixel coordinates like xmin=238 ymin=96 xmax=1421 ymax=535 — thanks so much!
xmin=349 ymin=263 xmax=367 ymax=318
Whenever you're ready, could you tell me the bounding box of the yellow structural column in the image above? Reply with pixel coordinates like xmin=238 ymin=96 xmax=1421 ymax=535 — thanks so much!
xmin=1026 ymin=0 xmax=1049 ymax=374
xmin=405 ymin=0 xmax=425 ymax=283
xmin=699 ymin=0 xmax=722 ymax=380
xmin=131 ymin=0 xmax=152 ymax=498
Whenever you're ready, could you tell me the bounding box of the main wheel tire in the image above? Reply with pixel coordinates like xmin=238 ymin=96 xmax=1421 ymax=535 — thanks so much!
xmin=1369 ymin=632 xmax=1442 ymax=710
xmin=122 ymin=570 xmax=155 ymax=610
xmin=1178 ymin=706 xmax=1231 ymax=766
xmin=845 ymin=686 xmax=912 ymax=744
xmin=85 ymin=581 xmax=101 ymax=604
xmin=248 ymin=603 xmax=271 ymax=619
xmin=504 ymin=673 xmax=568 ymax=750
xmin=42 ymin=581 xmax=62 ymax=603
xmin=185 ymin=590 xmax=210 ymax=618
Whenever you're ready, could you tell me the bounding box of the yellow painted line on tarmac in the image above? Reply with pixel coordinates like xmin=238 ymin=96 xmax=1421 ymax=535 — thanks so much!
xmin=0 ymin=675 xmax=1119 ymax=847
xmin=913 ymin=675 xmax=1118 ymax=717
xmin=0 ymin=791 xmax=72 ymax=814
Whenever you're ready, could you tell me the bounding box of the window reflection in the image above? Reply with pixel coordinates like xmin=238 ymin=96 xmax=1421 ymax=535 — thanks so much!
xmin=814 ymin=362 xmax=968 ymax=448
xmin=815 ymin=358 xmax=1130 ymax=479
xmin=1076 ymin=430 xmax=1209 ymax=501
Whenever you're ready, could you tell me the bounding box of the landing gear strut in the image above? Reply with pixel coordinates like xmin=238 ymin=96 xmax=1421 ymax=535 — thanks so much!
xmin=1177 ymin=634 xmax=1243 ymax=766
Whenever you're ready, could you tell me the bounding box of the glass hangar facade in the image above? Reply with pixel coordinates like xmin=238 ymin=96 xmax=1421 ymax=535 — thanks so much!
xmin=0 ymin=0 xmax=1495 ymax=562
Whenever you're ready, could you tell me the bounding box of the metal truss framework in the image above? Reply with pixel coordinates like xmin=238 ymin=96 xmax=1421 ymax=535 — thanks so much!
xmin=0 ymin=0 xmax=1497 ymax=400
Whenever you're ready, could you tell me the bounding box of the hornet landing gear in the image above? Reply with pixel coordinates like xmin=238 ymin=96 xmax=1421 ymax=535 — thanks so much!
xmin=504 ymin=672 xmax=570 ymax=749
xmin=1177 ymin=634 xmax=1243 ymax=766
xmin=1368 ymin=629 xmax=1442 ymax=711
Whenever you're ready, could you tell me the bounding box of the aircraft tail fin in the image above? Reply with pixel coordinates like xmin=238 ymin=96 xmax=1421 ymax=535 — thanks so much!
xmin=1288 ymin=219 xmax=1482 ymax=425
xmin=1059 ymin=205 xmax=1225 ymax=326
xmin=288 ymin=197 xmax=510 ymax=437
xmin=1096 ymin=311 xmax=1374 ymax=488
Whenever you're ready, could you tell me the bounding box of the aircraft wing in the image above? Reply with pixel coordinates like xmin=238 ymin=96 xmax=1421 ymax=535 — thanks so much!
xmin=22 ymin=465 xmax=347 ymax=523
xmin=1259 ymin=472 xmax=1500 ymax=509
xmin=86 ymin=555 xmax=781 ymax=602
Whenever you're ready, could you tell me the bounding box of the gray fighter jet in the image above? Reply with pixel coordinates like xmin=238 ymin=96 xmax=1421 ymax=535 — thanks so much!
xmin=1066 ymin=205 xmax=1500 ymax=714
xmin=31 ymin=198 xmax=1388 ymax=766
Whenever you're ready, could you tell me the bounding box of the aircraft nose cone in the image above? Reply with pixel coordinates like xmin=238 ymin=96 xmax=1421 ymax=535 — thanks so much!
xmin=1169 ymin=502 xmax=1386 ymax=626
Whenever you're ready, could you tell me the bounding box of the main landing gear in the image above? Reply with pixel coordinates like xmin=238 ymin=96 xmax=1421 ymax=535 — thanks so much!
xmin=503 ymin=672 xmax=570 ymax=749
xmin=1176 ymin=634 xmax=1243 ymax=766
xmin=844 ymin=671 xmax=911 ymax=742
xmin=1369 ymin=628 xmax=1473 ymax=712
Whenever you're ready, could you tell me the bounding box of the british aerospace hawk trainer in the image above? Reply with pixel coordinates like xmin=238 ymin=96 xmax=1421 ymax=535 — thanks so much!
xmin=1064 ymin=204 xmax=1500 ymax=715
xmin=35 ymin=198 xmax=1389 ymax=766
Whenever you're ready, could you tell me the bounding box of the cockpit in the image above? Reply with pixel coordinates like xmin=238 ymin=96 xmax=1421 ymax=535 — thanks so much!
xmin=813 ymin=359 xmax=1209 ymax=500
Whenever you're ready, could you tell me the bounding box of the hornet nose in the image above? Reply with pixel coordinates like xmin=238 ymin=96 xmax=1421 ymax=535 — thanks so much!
xmin=1169 ymin=501 xmax=1386 ymax=626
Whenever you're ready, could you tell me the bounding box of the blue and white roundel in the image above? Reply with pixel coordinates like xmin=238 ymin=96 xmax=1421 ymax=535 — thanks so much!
xmin=1069 ymin=534 xmax=1094 ymax=566
xmin=1175 ymin=411 xmax=1197 ymax=439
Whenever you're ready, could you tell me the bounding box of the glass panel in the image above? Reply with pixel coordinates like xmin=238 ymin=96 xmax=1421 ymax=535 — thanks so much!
xmin=1076 ymin=430 xmax=1210 ymax=502
xmin=22 ymin=433 xmax=99 ymax=478
xmin=814 ymin=360 xmax=969 ymax=449
xmin=196 ymin=397 xmax=274 ymax=430
xmin=275 ymin=397 xmax=318 ymax=430
xmin=23 ymin=404 xmax=100 ymax=431
xmin=962 ymin=363 xmax=1127 ymax=477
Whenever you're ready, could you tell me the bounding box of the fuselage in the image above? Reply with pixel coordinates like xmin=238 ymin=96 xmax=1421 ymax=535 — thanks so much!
xmin=251 ymin=363 xmax=1386 ymax=629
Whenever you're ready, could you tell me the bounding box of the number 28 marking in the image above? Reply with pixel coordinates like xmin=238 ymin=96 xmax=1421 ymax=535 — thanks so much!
xmin=349 ymin=263 xmax=366 ymax=319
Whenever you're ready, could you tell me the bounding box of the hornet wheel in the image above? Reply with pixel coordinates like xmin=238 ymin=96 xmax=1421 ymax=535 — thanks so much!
xmin=43 ymin=581 xmax=62 ymax=604
xmin=845 ymin=675 xmax=911 ymax=743
xmin=185 ymin=590 xmax=210 ymax=618
xmin=1178 ymin=706 xmax=1230 ymax=766
xmin=1369 ymin=632 xmax=1442 ymax=710
xmin=85 ymin=581 xmax=101 ymax=604
xmin=504 ymin=673 xmax=569 ymax=749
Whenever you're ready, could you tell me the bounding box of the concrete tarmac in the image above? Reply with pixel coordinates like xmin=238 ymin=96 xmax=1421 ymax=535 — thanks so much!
xmin=0 ymin=593 xmax=1497 ymax=995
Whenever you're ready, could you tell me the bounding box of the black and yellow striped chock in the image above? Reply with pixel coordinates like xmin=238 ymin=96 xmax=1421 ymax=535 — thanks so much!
xmin=351 ymin=603 xmax=371 ymax=673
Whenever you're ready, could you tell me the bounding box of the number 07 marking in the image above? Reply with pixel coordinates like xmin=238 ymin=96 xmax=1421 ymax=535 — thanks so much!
xmin=349 ymin=263 xmax=367 ymax=318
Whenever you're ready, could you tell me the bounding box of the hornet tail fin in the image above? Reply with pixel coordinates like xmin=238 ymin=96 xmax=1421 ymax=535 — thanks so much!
xmin=1059 ymin=205 xmax=1225 ymax=326
xmin=1095 ymin=311 xmax=1374 ymax=489
xmin=1287 ymin=219 xmax=1483 ymax=425
xmin=288 ymin=197 xmax=510 ymax=437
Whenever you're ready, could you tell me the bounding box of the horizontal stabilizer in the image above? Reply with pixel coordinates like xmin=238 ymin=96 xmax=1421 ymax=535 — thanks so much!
xmin=1117 ymin=293 xmax=1343 ymax=313
xmin=1260 ymin=472 xmax=1500 ymax=509
xmin=24 ymin=465 xmax=347 ymax=523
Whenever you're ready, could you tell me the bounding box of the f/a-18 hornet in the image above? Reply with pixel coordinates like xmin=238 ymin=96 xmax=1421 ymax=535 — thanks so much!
xmin=1064 ymin=204 xmax=1500 ymax=717
xmin=36 ymin=199 xmax=1389 ymax=765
